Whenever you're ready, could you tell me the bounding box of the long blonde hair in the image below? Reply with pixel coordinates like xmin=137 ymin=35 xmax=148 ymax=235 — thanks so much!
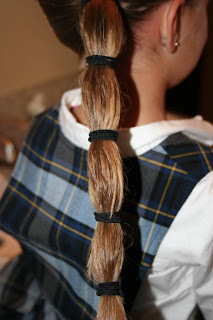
xmin=80 ymin=0 xmax=126 ymax=318
xmin=37 ymin=0 xmax=174 ymax=318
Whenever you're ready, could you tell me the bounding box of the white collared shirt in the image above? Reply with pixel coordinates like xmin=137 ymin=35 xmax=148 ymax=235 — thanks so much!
xmin=60 ymin=88 xmax=213 ymax=320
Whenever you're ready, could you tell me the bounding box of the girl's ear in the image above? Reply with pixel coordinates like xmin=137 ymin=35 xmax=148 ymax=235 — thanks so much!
xmin=161 ymin=0 xmax=186 ymax=53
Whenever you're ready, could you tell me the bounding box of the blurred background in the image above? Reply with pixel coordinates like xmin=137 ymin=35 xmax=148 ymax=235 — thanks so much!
xmin=0 ymin=0 xmax=79 ymax=195
xmin=0 ymin=0 xmax=213 ymax=264
xmin=0 ymin=0 xmax=80 ymax=263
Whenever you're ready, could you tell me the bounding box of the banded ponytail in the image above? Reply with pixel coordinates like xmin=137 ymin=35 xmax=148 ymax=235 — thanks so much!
xmin=37 ymin=0 xmax=176 ymax=319
xmin=80 ymin=0 xmax=126 ymax=319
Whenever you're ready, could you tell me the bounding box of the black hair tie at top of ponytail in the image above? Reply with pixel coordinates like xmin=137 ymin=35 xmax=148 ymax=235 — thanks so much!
xmin=86 ymin=55 xmax=116 ymax=69
xmin=88 ymin=130 xmax=119 ymax=142
xmin=82 ymin=0 xmax=92 ymax=7
xmin=94 ymin=212 xmax=121 ymax=223
xmin=82 ymin=0 xmax=120 ymax=8
xmin=96 ymin=282 xmax=121 ymax=296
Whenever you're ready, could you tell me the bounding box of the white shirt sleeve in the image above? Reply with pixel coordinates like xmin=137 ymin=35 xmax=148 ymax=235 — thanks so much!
xmin=131 ymin=171 xmax=213 ymax=320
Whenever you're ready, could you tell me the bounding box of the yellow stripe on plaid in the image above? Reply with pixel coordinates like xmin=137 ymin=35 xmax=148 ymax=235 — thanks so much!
xmin=138 ymin=155 xmax=187 ymax=174
xmin=20 ymin=127 xmax=58 ymax=236
xmin=0 ymin=224 xmax=95 ymax=320
xmin=46 ymin=113 xmax=59 ymax=124
xmin=0 ymin=155 xmax=28 ymax=219
xmin=171 ymin=150 xmax=212 ymax=159
xmin=7 ymin=185 xmax=92 ymax=242
xmin=56 ymin=148 xmax=86 ymax=309
xmin=197 ymin=143 xmax=213 ymax=172
xmin=127 ymin=198 xmax=175 ymax=219
xmin=141 ymin=261 xmax=150 ymax=268
xmin=142 ymin=163 xmax=176 ymax=261
xmin=35 ymin=253 xmax=96 ymax=320
xmin=23 ymin=142 xmax=88 ymax=182
xmin=0 ymin=223 xmax=93 ymax=284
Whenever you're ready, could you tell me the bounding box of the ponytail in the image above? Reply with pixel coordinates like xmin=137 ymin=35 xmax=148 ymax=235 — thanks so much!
xmin=80 ymin=0 xmax=126 ymax=319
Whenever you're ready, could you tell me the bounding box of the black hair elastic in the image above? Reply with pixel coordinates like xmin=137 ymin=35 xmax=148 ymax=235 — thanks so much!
xmin=94 ymin=212 xmax=121 ymax=223
xmin=88 ymin=130 xmax=118 ymax=142
xmin=82 ymin=0 xmax=92 ymax=6
xmin=86 ymin=55 xmax=116 ymax=69
xmin=82 ymin=0 xmax=120 ymax=8
xmin=96 ymin=282 xmax=121 ymax=296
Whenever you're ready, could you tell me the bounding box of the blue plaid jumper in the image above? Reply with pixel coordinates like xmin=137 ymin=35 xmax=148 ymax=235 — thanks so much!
xmin=0 ymin=106 xmax=213 ymax=319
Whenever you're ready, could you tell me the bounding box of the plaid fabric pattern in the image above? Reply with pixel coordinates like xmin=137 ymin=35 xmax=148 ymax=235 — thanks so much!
xmin=0 ymin=106 xmax=213 ymax=319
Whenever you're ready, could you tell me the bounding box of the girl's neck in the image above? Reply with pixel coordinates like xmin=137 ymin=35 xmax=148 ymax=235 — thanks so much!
xmin=72 ymin=51 xmax=169 ymax=128
xmin=117 ymin=57 xmax=167 ymax=128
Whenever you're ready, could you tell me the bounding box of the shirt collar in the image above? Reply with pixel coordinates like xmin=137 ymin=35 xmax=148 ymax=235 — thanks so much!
xmin=59 ymin=88 xmax=213 ymax=157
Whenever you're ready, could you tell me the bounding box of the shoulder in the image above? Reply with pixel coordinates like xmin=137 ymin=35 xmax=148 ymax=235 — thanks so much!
xmin=25 ymin=105 xmax=60 ymax=146
xmin=7 ymin=105 xmax=63 ymax=193
xmin=154 ymin=170 xmax=213 ymax=268
xmin=16 ymin=105 xmax=64 ymax=166
xmin=162 ymin=131 xmax=213 ymax=181
xmin=136 ymin=171 xmax=213 ymax=318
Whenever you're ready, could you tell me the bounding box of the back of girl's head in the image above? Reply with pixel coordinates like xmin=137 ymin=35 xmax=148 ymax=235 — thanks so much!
xmin=36 ymin=1 xmax=184 ymax=319
xmin=37 ymin=0 xmax=171 ymax=54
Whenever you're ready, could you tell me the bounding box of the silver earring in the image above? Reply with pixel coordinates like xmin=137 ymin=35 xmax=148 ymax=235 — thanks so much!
xmin=174 ymin=42 xmax=180 ymax=47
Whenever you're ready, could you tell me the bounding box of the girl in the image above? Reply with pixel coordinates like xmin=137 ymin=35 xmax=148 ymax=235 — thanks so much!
xmin=0 ymin=0 xmax=212 ymax=319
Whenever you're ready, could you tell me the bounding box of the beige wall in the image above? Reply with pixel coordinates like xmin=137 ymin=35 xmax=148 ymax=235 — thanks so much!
xmin=0 ymin=0 xmax=79 ymax=97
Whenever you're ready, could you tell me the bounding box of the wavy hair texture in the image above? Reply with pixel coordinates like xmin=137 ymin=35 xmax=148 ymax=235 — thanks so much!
xmin=80 ymin=1 xmax=126 ymax=319
xmin=36 ymin=0 xmax=192 ymax=319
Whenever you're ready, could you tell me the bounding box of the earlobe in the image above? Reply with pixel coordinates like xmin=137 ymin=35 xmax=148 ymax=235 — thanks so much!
xmin=161 ymin=0 xmax=185 ymax=53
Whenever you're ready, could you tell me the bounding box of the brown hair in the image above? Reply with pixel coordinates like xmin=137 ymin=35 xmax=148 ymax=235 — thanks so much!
xmin=36 ymin=0 xmax=173 ymax=54
xmin=36 ymin=0 xmax=180 ymax=319
xmin=80 ymin=1 xmax=125 ymax=318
